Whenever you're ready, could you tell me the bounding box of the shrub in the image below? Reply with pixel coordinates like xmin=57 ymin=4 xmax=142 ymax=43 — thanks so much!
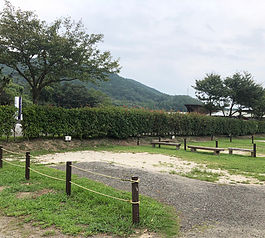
xmin=20 ymin=105 xmax=264 ymax=139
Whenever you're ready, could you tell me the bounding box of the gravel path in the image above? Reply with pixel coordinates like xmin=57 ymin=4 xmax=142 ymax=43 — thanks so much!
xmin=54 ymin=162 xmax=265 ymax=238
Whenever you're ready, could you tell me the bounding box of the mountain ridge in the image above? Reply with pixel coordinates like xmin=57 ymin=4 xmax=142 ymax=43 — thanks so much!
xmin=1 ymin=64 xmax=201 ymax=111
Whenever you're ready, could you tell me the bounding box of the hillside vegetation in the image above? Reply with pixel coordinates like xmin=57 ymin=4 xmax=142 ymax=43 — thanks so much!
xmin=1 ymin=64 xmax=200 ymax=111
xmin=72 ymin=74 xmax=201 ymax=111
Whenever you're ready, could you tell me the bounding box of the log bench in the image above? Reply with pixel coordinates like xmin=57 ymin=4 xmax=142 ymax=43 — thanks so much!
xmin=151 ymin=141 xmax=181 ymax=150
xmin=228 ymin=148 xmax=255 ymax=157
xmin=188 ymin=145 xmax=225 ymax=155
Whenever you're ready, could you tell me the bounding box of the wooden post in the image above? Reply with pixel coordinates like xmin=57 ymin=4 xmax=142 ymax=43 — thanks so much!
xmin=25 ymin=152 xmax=30 ymax=180
xmin=253 ymin=144 xmax=256 ymax=158
xmin=132 ymin=176 xmax=139 ymax=224
xmin=252 ymin=135 xmax=254 ymax=144
xmin=0 ymin=146 xmax=2 ymax=168
xmin=215 ymin=140 xmax=218 ymax=148
xmin=158 ymin=137 xmax=161 ymax=148
xmin=184 ymin=138 xmax=187 ymax=151
xmin=137 ymin=137 xmax=140 ymax=146
xmin=66 ymin=161 xmax=72 ymax=196
xmin=230 ymin=135 xmax=232 ymax=143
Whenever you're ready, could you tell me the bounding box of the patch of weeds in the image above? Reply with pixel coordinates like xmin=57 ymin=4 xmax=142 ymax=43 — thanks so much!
xmin=240 ymin=180 xmax=251 ymax=184
xmin=41 ymin=230 xmax=56 ymax=236
xmin=169 ymin=170 xmax=178 ymax=175
xmin=154 ymin=161 xmax=174 ymax=168
xmin=181 ymin=168 xmax=221 ymax=182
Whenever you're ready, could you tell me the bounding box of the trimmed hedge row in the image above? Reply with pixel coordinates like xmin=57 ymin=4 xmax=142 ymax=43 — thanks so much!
xmin=0 ymin=106 xmax=17 ymax=139
xmin=20 ymin=105 xmax=265 ymax=139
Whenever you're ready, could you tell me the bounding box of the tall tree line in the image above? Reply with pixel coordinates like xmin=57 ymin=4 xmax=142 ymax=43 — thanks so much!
xmin=193 ymin=72 xmax=265 ymax=119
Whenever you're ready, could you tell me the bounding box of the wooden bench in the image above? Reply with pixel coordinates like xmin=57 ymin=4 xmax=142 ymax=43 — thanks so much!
xmin=228 ymin=148 xmax=255 ymax=157
xmin=151 ymin=141 xmax=181 ymax=150
xmin=188 ymin=145 xmax=225 ymax=155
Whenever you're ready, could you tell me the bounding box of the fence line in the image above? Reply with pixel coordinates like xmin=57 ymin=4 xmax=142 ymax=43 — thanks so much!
xmin=70 ymin=181 xmax=134 ymax=203
xmin=0 ymin=146 xmax=140 ymax=224
xmin=1 ymin=159 xmax=24 ymax=168
xmin=70 ymin=164 xmax=137 ymax=183
xmin=2 ymin=148 xmax=25 ymax=156
xmin=29 ymin=167 xmax=65 ymax=182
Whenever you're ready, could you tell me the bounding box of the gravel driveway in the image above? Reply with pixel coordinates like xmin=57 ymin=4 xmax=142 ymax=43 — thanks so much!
xmin=54 ymin=162 xmax=265 ymax=238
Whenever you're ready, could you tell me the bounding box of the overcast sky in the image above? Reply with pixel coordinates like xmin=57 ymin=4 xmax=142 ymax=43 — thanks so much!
xmin=1 ymin=0 xmax=265 ymax=96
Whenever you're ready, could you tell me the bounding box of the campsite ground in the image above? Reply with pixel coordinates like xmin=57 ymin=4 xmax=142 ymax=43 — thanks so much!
xmin=0 ymin=136 xmax=264 ymax=237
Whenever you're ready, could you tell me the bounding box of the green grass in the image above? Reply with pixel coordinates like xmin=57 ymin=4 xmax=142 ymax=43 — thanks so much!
xmin=70 ymin=137 xmax=264 ymax=182
xmin=170 ymin=168 xmax=221 ymax=182
xmin=16 ymin=136 xmax=264 ymax=183
xmin=0 ymin=163 xmax=179 ymax=237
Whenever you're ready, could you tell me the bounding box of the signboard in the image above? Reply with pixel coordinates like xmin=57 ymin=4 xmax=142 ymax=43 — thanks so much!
xmin=14 ymin=96 xmax=22 ymax=120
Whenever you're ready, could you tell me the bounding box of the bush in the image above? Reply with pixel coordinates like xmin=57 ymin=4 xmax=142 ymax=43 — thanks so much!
xmin=19 ymin=105 xmax=265 ymax=139
xmin=0 ymin=106 xmax=17 ymax=139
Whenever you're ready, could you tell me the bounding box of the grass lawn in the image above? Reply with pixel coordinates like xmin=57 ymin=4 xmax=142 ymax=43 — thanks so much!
xmin=0 ymin=162 xmax=179 ymax=237
xmin=81 ymin=136 xmax=265 ymax=182
xmin=0 ymin=135 xmax=264 ymax=236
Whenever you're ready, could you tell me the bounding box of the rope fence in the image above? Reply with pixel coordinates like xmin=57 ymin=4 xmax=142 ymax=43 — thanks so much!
xmin=70 ymin=164 xmax=139 ymax=183
xmin=0 ymin=146 xmax=140 ymax=224
xmin=2 ymin=147 xmax=25 ymax=156
xmin=1 ymin=159 xmax=24 ymax=168
xmin=29 ymin=167 xmax=65 ymax=182
xmin=70 ymin=181 xmax=133 ymax=203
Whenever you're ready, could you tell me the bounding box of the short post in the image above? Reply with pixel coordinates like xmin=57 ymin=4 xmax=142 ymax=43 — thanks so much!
xmin=137 ymin=137 xmax=140 ymax=146
xmin=252 ymin=135 xmax=254 ymax=144
xmin=253 ymin=143 xmax=256 ymax=158
xmin=184 ymin=138 xmax=187 ymax=151
xmin=215 ymin=140 xmax=218 ymax=148
xmin=131 ymin=176 xmax=139 ymax=224
xmin=0 ymin=146 xmax=2 ymax=168
xmin=25 ymin=152 xmax=30 ymax=180
xmin=66 ymin=161 xmax=72 ymax=196
xmin=230 ymin=134 xmax=232 ymax=143
xmin=158 ymin=137 xmax=161 ymax=148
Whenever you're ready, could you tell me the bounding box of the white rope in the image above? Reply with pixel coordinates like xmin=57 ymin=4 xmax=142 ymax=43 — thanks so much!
xmin=70 ymin=181 xmax=139 ymax=203
xmin=2 ymin=159 xmax=24 ymax=168
xmin=29 ymin=167 xmax=65 ymax=182
xmin=70 ymin=165 xmax=139 ymax=183
xmin=2 ymin=148 xmax=25 ymax=156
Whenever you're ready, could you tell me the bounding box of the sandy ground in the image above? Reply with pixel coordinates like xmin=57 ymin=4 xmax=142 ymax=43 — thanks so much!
xmin=35 ymin=150 xmax=264 ymax=185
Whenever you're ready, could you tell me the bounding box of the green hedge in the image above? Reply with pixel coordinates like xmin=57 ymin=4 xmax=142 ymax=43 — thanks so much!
xmin=19 ymin=105 xmax=265 ymax=139
xmin=0 ymin=106 xmax=17 ymax=139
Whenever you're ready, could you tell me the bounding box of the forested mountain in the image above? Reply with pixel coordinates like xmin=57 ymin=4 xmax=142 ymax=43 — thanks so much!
xmin=1 ymin=64 xmax=200 ymax=111
xmin=74 ymin=74 xmax=201 ymax=111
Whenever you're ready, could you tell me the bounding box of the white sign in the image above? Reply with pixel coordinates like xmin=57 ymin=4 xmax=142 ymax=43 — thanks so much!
xmin=14 ymin=96 xmax=22 ymax=120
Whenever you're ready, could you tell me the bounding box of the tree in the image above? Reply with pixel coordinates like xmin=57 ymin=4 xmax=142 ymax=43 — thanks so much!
xmin=252 ymin=92 xmax=265 ymax=120
xmin=193 ymin=73 xmax=227 ymax=116
xmin=0 ymin=68 xmax=10 ymax=96
xmin=0 ymin=1 xmax=120 ymax=104
xmin=39 ymin=82 xmax=111 ymax=108
xmin=224 ymin=72 xmax=264 ymax=117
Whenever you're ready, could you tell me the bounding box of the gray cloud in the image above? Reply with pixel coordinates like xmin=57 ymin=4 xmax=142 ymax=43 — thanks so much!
xmin=1 ymin=0 xmax=265 ymax=95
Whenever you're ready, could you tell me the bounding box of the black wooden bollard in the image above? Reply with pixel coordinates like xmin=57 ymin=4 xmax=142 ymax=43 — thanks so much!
xmin=0 ymin=146 xmax=2 ymax=168
xmin=215 ymin=140 xmax=218 ymax=148
xmin=25 ymin=152 xmax=30 ymax=180
xmin=184 ymin=138 xmax=187 ymax=151
xmin=253 ymin=144 xmax=256 ymax=158
xmin=132 ymin=176 xmax=140 ymax=224
xmin=158 ymin=137 xmax=161 ymax=148
xmin=66 ymin=161 xmax=72 ymax=196
xmin=137 ymin=137 xmax=140 ymax=146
